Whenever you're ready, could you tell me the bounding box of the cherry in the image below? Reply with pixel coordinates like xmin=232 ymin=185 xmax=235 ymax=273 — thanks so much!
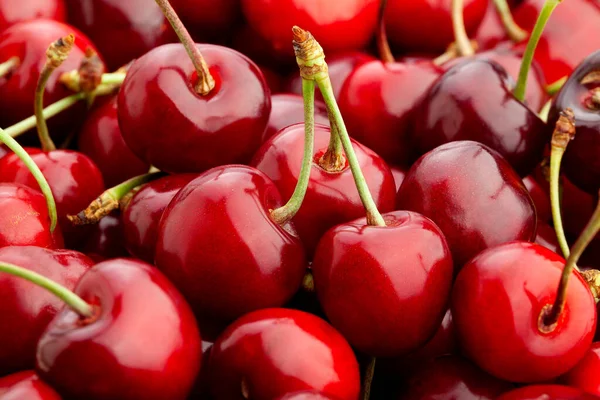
xmin=497 ymin=384 xmax=600 ymax=400
xmin=206 ymin=308 xmax=360 ymax=400
xmin=277 ymin=392 xmax=336 ymax=400
xmin=535 ymin=220 xmax=561 ymax=254
xmin=170 ymin=0 xmax=240 ymax=43
xmin=262 ymin=94 xmax=329 ymax=143
xmin=390 ymin=165 xmax=406 ymax=192
xmin=230 ymin=24 xmax=295 ymax=70
xmin=560 ymin=342 xmax=600 ymax=396
xmin=397 ymin=141 xmax=537 ymax=268
xmin=0 ymin=0 xmax=65 ymax=32
xmin=0 ymin=245 xmax=93 ymax=375
xmin=36 ymin=258 xmax=202 ymax=400
xmin=78 ymin=96 xmax=149 ymax=188
xmin=258 ymin=64 xmax=284 ymax=94
xmin=122 ymin=173 xmax=197 ymax=263
xmin=0 ymin=371 xmax=61 ymax=400
xmin=524 ymin=174 xmax=551 ymax=222
xmin=79 ymin=213 xmax=128 ymax=262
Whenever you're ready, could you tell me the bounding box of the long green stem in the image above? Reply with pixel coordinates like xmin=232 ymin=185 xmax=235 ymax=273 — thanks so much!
xmin=451 ymin=0 xmax=475 ymax=56
xmin=492 ymin=0 xmax=528 ymax=42
xmin=376 ymin=0 xmax=394 ymax=63
xmin=361 ymin=357 xmax=376 ymax=400
xmin=271 ymin=78 xmax=315 ymax=225
xmin=514 ymin=0 xmax=562 ymax=102
xmin=0 ymin=128 xmax=57 ymax=231
xmin=0 ymin=56 xmax=19 ymax=79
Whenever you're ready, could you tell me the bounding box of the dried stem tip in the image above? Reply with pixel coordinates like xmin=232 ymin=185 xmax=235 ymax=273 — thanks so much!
xmin=78 ymin=48 xmax=104 ymax=94
xmin=551 ymin=108 xmax=576 ymax=149
xmin=67 ymin=195 xmax=119 ymax=225
xmin=581 ymin=269 xmax=600 ymax=303
xmin=46 ymin=34 xmax=75 ymax=69
xmin=292 ymin=26 xmax=328 ymax=81
xmin=581 ymin=70 xmax=600 ymax=85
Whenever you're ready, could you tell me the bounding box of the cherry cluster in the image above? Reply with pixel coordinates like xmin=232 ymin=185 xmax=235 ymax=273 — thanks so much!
xmin=0 ymin=0 xmax=598 ymax=399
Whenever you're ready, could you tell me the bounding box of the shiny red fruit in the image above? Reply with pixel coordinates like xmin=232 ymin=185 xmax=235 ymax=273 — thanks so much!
xmin=0 ymin=0 xmax=65 ymax=32
xmin=561 ymin=342 xmax=600 ymax=396
xmin=523 ymin=175 xmax=551 ymax=223
xmin=171 ymin=0 xmax=240 ymax=42
xmin=263 ymin=94 xmax=329 ymax=143
xmin=497 ymin=384 xmax=600 ymax=400
xmin=79 ymin=213 xmax=128 ymax=262
xmin=277 ymin=392 xmax=336 ymax=400
xmin=0 ymin=371 xmax=61 ymax=400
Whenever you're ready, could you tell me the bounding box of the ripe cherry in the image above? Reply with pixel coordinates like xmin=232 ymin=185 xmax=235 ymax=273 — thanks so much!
xmin=277 ymin=392 xmax=336 ymax=400
xmin=0 ymin=371 xmax=61 ymax=400
xmin=262 ymin=94 xmax=329 ymax=142
xmin=524 ymin=174 xmax=552 ymax=222
xmin=171 ymin=0 xmax=240 ymax=43
xmin=535 ymin=220 xmax=561 ymax=254
xmin=497 ymin=384 xmax=599 ymax=400
xmin=0 ymin=0 xmax=65 ymax=32
xmin=79 ymin=213 xmax=128 ymax=262
xmin=560 ymin=342 xmax=600 ymax=396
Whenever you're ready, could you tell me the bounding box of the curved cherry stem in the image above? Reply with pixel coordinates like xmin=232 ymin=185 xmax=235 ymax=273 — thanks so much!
xmin=514 ymin=0 xmax=562 ymax=102
xmin=376 ymin=0 xmax=394 ymax=63
xmin=271 ymin=78 xmax=315 ymax=225
xmin=155 ymin=0 xmax=215 ymax=95
xmin=0 ymin=56 xmax=19 ymax=79
xmin=546 ymin=76 xmax=567 ymax=96
xmin=0 ymin=128 xmax=58 ymax=231
xmin=492 ymin=0 xmax=528 ymax=42
xmin=538 ymin=99 xmax=552 ymax=122
xmin=361 ymin=357 xmax=376 ymax=400
xmin=451 ymin=0 xmax=475 ymax=56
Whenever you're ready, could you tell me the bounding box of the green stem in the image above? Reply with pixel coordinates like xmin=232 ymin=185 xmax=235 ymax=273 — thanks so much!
xmin=451 ymin=0 xmax=475 ymax=56
xmin=492 ymin=0 xmax=528 ymax=42
xmin=546 ymin=76 xmax=567 ymax=96
xmin=361 ymin=357 xmax=376 ymax=400
xmin=0 ymin=128 xmax=57 ymax=231
xmin=271 ymin=78 xmax=315 ymax=225
xmin=100 ymin=72 xmax=126 ymax=86
xmin=376 ymin=0 xmax=394 ymax=63
xmin=35 ymin=65 xmax=58 ymax=152
xmin=0 ymin=56 xmax=19 ymax=78
xmin=538 ymin=99 xmax=552 ymax=122
xmin=514 ymin=0 xmax=562 ymax=102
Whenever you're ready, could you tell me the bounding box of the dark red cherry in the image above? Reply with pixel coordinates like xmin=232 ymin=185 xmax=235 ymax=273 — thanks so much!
xmin=118 ymin=43 xmax=271 ymax=173
xmin=122 ymin=174 xmax=197 ymax=263
xmin=535 ymin=220 xmax=561 ymax=255
xmin=277 ymin=392 xmax=336 ymax=400
xmin=475 ymin=2 xmax=512 ymax=50
xmin=0 ymin=0 xmax=65 ymax=32
xmin=312 ymin=210 xmax=453 ymax=357
xmin=390 ymin=165 xmax=406 ymax=192
xmin=452 ymin=242 xmax=596 ymax=382
xmin=155 ymin=166 xmax=306 ymax=336
xmin=523 ymin=175 xmax=551 ymax=222
xmin=64 ymin=0 xmax=174 ymax=70
xmin=560 ymin=342 xmax=600 ymax=396
xmin=230 ymin=24 xmax=294 ymax=69
xmin=207 ymin=308 xmax=360 ymax=400
xmin=79 ymin=213 xmax=128 ymax=262
xmin=36 ymin=258 xmax=202 ymax=400
xmin=262 ymin=94 xmax=329 ymax=142
xmin=171 ymin=0 xmax=240 ymax=43
xmin=0 ymin=183 xmax=63 ymax=249
xmin=78 ymin=96 xmax=149 ymax=188
xmin=252 ymin=123 xmax=396 ymax=258
xmin=258 ymin=64 xmax=284 ymax=94
xmin=411 ymin=59 xmax=548 ymax=176
xmin=397 ymin=141 xmax=537 ymax=268
xmin=0 ymin=245 xmax=93 ymax=375
xmin=0 ymin=371 xmax=61 ymax=400
xmin=384 ymin=0 xmax=488 ymax=53
xmin=497 ymin=384 xmax=600 ymax=400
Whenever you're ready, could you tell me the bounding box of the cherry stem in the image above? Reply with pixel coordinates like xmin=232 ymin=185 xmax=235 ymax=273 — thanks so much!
xmin=0 ymin=261 xmax=93 ymax=317
xmin=0 ymin=128 xmax=57 ymax=231
xmin=361 ymin=357 xmax=376 ymax=400
xmin=433 ymin=40 xmax=479 ymax=66
xmin=538 ymin=99 xmax=552 ymax=122
xmin=492 ymin=0 xmax=528 ymax=42
xmin=0 ymin=56 xmax=19 ymax=79
xmin=376 ymin=0 xmax=394 ymax=63
xmin=61 ymin=71 xmax=125 ymax=92
xmin=69 ymin=171 xmax=164 ymax=225
xmin=546 ymin=76 xmax=567 ymax=96
xmin=451 ymin=0 xmax=475 ymax=56
xmin=154 ymin=0 xmax=215 ymax=95
xmin=271 ymin=78 xmax=315 ymax=225
xmin=514 ymin=0 xmax=562 ymax=102
xmin=544 ymin=191 xmax=600 ymax=327
xmin=549 ymin=108 xmax=576 ymax=260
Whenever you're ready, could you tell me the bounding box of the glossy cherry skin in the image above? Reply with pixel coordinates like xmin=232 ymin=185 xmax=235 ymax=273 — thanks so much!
xmin=277 ymin=392 xmax=336 ymax=400
xmin=535 ymin=220 xmax=561 ymax=255
xmin=65 ymin=0 xmax=173 ymax=70
xmin=549 ymin=50 xmax=600 ymax=194
xmin=122 ymin=174 xmax=197 ymax=263
xmin=453 ymin=242 xmax=596 ymax=382
xmin=560 ymin=342 xmax=600 ymax=396
xmin=0 ymin=20 xmax=100 ymax=139
xmin=312 ymin=211 xmax=453 ymax=357
xmin=240 ymin=0 xmax=378 ymax=58
xmin=252 ymin=123 xmax=396 ymax=258
xmin=118 ymin=43 xmax=271 ymax=174
xmin=390 ymin=165 xmax=406 ymax=192
xmin=171 ymin=0 xmax=240 ymax=43
xmin=384 ymin=0 xmax=488 ymax=53
xmin=0 ymin=371 xmax=61 ymax=400
xmin=78 ymin=96 xmax=149 ymax=188
xmin=411 ymin=59 xmax=548 ymax=176
xmin=0 ymin=245 xmax=93 ymax=375
xmin=497 ymin=384 xmax=600 ymax=400
xmin=36 ymin=258 xmax=202 ymax=400
xmin=524 ymin=175 xmax=551 ymax=223
xmin=0 ymin=183 xmax=63 ymax=249
xmin=397 ymin=141 xmax=537 ymax=268
xmin=207 ymin=308 xmax=360 ymax=400
xmin=338 ymin=57 xmax=442 ymax=166
xmin=0 ymin=0 xmax=65 ymax=32
xmin=155 ymin=166 xmax=307 ymax=336
xmin=263 ymin=94 xmax=329 ymax=142
xmin=79 ymin=213 xmax=128 ymax=262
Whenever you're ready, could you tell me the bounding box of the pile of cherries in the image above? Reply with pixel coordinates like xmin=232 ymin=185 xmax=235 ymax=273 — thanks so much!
xmin=0 ymin=0 xmax=599 ymax=399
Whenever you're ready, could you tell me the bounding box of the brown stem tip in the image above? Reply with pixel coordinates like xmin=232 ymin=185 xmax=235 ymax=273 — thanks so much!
xmin=551 ymin=108 xmax=576 ymax=149
xmin=67 ymin=196 xmax=119 ymax=225
xmin=581 ymin=70 xmax=600 ymax=85
xmin=291 ymin=26 xmax=328 ymax=81
xmin=581 ymin=269 xmax=600 ymax=303
xmin=78 ymin=48 xmax=104 ymax=94
xmin=46 ymin=34 xmax=75 ymax=69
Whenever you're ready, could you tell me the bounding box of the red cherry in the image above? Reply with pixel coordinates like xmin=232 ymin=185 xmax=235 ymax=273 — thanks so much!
xmin=390 ymin=165 xmax=406 ymax=192
xmin=122 ymin=173 xmax=197 ymax=263
xmin=262 ymin=94 xmax=329 ymax=143
xmin=535 ymin=220 xmax=561 ymax=255
xmin=0 ymin=245 xmax=93 ymax=375
xmin=170 ymin=0 xmax=240 ymax=42
xmin=523 ymin=174 xmax=552 ymax=222
xmin=560 ymin=342 xmax=600 ymax=396
xmin=79 ymin=213 xmax=128 ymax=262
xmin=312 ymin=210 xmax=453 ymax=357
xmin=207 ymin=308 xmax=360 ymax=400
xmin=497 ymin=384 xmax=599 ymax=400
xmin=258 ymin=64 xmax=284 ymax=94
xmin=0 ymin=183 xmax=63 ymax=249
xmin=118 ymin=43 xmax=271 ymax=173
xmin=252 ymin=123 xmax=396 ymax=258
xmin=36 ymin=258 xmax=202 ymax=400
xmin=277 ymin=392 xmax=336 ymax=400
xmin=476 ymin=1 xmax=513 ymax=50
xmin=452 ymin=242 xmax=596 ymax=382
xmin=78 ymin=96 xmax=149 ymax=188
xmin=0 ymin=371 xmax=60 ymax=400
xmin=0 ymin=0 xmax=65 ymax=32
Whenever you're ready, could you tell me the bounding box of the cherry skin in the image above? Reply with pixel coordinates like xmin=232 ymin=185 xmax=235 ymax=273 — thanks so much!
xmin=0 ymin=245 xmax=93 ymax=375
xmin=171 ymin=0 xmax=240 ymax=43
xmin=384 ymin=0 xmax=488 ymax=53
xmin=240 ymin=0 xmax=378 ymax=58
xmin=0 ymin=183 xmax=63 ymax=249
xmin=312 ymin=210 xmax=453 ymax=357
xmin=411 ymin=59 xmax=548 ymax=177
xmin=78 ymin=96 xmax=149 ymax=188
xmin=277 ymin=392 xmax=336 ymax=400
xmin=535 ymin=220 xmax=561 ymax=255
xmin=36 ymin=258 xmax=202 ymax=400
xmin=560 ymin=342 xmax=600 ymax=396
xmin=64 ymin=0 xmax=174 ymax=70
xmin=207 ymin=308 xmax=360 ymax=400
xmin=338 ymin=57 xmax=442 ymax=166
xmin=252 ymin=123 xmax=396 ymax=258
xmin=79 ymin=213 xmax=128 ymax=262
xmin=523 ymin=175 xmax=551 ymax=223
xmin=397 ymin=141 xmax=537 ymax=268
xmin=118 ymin=43 xmax=271 ymax=174
xmin=262 ymin=94 xmax=329 ymax=143
xmin=155 ymin=165 xmax=307 ymax=336
xmin=122 ymin=173 xmax=197 ymax=263
xmin=0 ymin=371 xmax=61 ymax=400
xmin=258 ymin=64 xmax=284 ymax=94
xmin=390 ymin=165 xmax=406 ymax=192
xmin=0 ymin=0 xmax=65 ymax=32
xmin=452 ymin=242 xmax=596 ymax=382
xmin=497 ymin=384 xmax=600 ymax=400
